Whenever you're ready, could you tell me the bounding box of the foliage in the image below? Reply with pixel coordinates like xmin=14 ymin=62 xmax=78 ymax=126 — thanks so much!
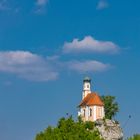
xmin=128 ymin=134 xmax=140 ymax=140
xmin=84 ymin=121 xmax=95 ymax=130
xmin=101 ymin=95 xmax=119 ymax=119
xmin=35 ymin=116 xmax=103 ymax=140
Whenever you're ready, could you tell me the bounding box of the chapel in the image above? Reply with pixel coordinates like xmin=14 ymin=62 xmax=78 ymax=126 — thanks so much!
xmin=78 ymin=77 xmax=105 ymax=122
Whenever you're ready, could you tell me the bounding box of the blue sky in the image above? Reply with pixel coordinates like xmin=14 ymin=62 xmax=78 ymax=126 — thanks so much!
xmin=0 ymin=0 xmax=140 ymax=139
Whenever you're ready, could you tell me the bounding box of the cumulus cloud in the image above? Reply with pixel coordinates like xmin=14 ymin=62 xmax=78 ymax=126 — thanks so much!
xmin=35 ymin=0 xmax=48 ymax=14
xmin=0 ymin=0 xmax=19 ymax=13
xmin=0 ymin=51 xmax=58 ymax=81
xmin=63 ymin=36 xmax=119 ymax=54
xmin=36 ymin=0 xmax=48 ymax=6
xmin=96 ymin=0 xmax=109 ymax=10
xmin=67 ymin=60 xmax=111 ymax=73
xmin=0 ymin=50 xmax=113 ymax=81
xmin=0 ymin=0 xmax=10 ymax=11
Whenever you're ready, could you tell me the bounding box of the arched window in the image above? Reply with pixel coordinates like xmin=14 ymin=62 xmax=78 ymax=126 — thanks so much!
xmin=97 ymin=107 xmax=102 ymax=117
xmin=89 ymin=108 xmax=92 ymax=116
xmin=83 ymin=109 xmax=85 ymax=117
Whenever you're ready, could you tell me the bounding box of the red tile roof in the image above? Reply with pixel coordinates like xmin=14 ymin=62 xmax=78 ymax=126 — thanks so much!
xmin=79 ymin=93 xmax=104 ymax=107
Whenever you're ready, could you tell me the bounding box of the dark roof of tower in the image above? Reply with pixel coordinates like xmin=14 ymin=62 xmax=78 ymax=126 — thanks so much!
xmin=83 ymin=76 xmax=91 ymax=82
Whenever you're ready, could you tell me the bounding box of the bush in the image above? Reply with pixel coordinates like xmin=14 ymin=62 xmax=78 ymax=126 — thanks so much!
xmin=35 ymin=116 xmax=103 ymax=140
xmin=128 ymin=134 xmax=140 ymax=140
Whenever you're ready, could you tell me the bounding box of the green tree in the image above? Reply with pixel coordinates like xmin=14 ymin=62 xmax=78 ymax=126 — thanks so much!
xmin=35 ymin=116 xmax=103 ymax=140
xmin=128 ymin=134 xmax=140 ymax=140
xmin=101 ymin=95 xmax=119 ymax=119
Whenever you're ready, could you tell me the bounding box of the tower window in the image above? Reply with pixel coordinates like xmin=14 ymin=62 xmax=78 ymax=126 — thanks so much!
xmin=87 ymin=85 xmax=89 ymax=88
xmin=89 ymin=108 xmax=92 ymax=116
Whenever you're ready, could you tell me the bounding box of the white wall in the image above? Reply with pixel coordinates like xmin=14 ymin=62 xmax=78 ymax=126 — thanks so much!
xmin=82 ymin=81 xmax=91 ymax=99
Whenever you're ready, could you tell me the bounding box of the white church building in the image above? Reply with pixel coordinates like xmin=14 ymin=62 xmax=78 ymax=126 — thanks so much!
xmin=78 ymin=77 xmax=105 ymax=122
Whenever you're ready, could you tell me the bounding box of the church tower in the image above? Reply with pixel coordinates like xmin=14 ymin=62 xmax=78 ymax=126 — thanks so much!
xmin=82 ymin=77 xmax=91 ymax=99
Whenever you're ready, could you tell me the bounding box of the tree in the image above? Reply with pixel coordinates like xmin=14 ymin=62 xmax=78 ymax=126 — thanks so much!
xmin=128 ymin=134 xmax=140 ymax=140
xmin=101 ymin=95 xmax=119 ymax=119
xmin=35 ymin=116 xmax=103 ymax=140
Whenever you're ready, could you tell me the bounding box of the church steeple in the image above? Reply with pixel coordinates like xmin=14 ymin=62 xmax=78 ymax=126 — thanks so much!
xmin=82 ymin=77 xmax=91 ymax=99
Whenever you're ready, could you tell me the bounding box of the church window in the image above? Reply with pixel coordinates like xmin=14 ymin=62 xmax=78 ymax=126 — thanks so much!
xmin=89 ymin=108 xmax=92 ymax=116
xmin=83 ymin=109 xmax=85 ymax=117
xmin=98 ymin=107 xmax=102 ymax=117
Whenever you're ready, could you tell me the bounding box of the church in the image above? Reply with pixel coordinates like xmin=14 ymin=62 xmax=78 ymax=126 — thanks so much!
xmin=78 ymin=77 xmax=105 ymax=122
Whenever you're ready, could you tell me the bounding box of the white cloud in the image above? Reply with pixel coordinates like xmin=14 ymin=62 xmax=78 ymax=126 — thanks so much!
xmin=35 ymin=0 xmax=48 ymax=14
xmin=63 ymin=36 xmax=119 ymax=54
xmin=67 ymin=60 xmax=111 ymax=73
xmin=0 ymin=0 xmax=19 ymax=13
xmin=0 ymin=0 xmax=10 ymax=11
xmin=96 ymin=0 xmax=109 ymax=10
xmin=0 ymin=51 xmax=58 ymax=82
xmin=36 ymin=0 xmax=48 ymax=6
xmin=0 ymin=50 xmax=113 ymax=81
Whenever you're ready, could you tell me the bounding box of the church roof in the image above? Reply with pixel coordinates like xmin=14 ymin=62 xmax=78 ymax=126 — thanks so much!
xmin=79 ymin=93 xmax=104 ymax=107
